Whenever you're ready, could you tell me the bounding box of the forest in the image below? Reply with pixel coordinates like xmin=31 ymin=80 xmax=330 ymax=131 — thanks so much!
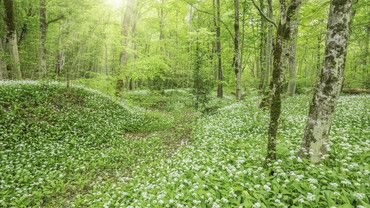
xmin=0 ymin=0 xmax=369 ymax=207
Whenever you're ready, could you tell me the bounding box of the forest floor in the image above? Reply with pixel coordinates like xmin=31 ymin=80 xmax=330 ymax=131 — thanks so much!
xmin=0 ymin=81 xmax=369 ymax=207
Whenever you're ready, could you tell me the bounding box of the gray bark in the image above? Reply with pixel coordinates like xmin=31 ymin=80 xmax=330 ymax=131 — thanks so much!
xmin=287 ymin=3 xmax=301 ymax=96
xmin=299 ymin=0 xmax=353 ymax=163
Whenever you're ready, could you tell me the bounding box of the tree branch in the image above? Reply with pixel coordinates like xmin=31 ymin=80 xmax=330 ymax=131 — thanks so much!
xmin=251 ymin=0 xmax=277 ymax=28
xmin=47 ymin=15 xmax=65 ymax=25
xmin=181 ymin=0 xmax=234 ymax=39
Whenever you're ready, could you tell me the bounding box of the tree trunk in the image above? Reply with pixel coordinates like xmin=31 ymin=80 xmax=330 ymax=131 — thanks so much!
xmin=0 ymin=38 xmax=7 ymax=79
xmin=4 ymin=0 xmax=22 ymax=80
xmin=259 ymin=0 xmax=268 ymax=91
xmin=299 ymin=0 xmax=353 ymax=163
xmin=129 ymin=7 xmax=138 ymax=90
xmin=240 ymin=1 xmax=247 ymax=75
xmin=159 ymin=0 xmax=165 ymax=42
xmin=363 ymin=23 xmax=369 ymax=86
xmin=234 ymin=0 xmax=242 ymax=100
xmin=39 ymin=0 xmax=47 ymax=78
xmin=55 ymin=30 xmax=65 ymax=79
xmin=266 ymin=0 xmax=273 ymax=88
xmin=258 ymin=0 xmax=274 ymax=108
xmin=266 ymin=0 xmax=301 ymax=164
xmin=194 ymin=33 xmax=201 ymax=109
xmin=117 ymin=0 xmax=134 ymax=96
xmin=287 ymin=3 xmax=301 ymax=96
xmin=215 ymin=0 xmax=223 ymax=98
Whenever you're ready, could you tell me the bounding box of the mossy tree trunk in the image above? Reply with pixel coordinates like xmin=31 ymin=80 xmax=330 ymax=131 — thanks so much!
xmin=0 ymin=38 xmax=7 ymax=79
xmin=4 ymin=0 xmax=22 ymax=80
xmin=266 ymin=0 xmax=301 ymax=164
xmin=299 ymin=0 xmax=353 ymax=163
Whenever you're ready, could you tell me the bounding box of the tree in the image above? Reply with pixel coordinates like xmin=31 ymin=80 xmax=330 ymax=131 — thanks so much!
xmin=39 ymin=0 xmax=47 ymax=78
xmin=234 ymin=0 xmax=242 ymax=100
xmin=0 ymin=37 xmax=6 ymax=79
xmin=266 ymin=0 xmax=273 ymax=90
xmin=3 ymin=0 xmax=22 ymax=79
xmin=299 ymin=0 xmax=354 ymax=163
xmin=117 ymin=0 xmax=134 ymax=96
xmin=287 ymin=2 xmax=301 ymax=96
xmin=214 ymin=0 xmax=223 ymax=98
xmin=257 ymin=0 xmax=301 ymax=164
xmin=258 ymin=0 xmax=267 ymax=91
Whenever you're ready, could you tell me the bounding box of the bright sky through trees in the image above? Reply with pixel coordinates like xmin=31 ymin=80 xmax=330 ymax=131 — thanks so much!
xmin=105 ymin=0 xmax=124 ymax=9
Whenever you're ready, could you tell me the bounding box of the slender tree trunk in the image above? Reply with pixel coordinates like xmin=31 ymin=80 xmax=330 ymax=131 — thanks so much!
xmin=266 ymin=0 xmax=301 ymax=164
xmin=259 ymin=0 xmax=268 ymax=91
xmin=299 ymin=0 xmax=353 ymax=163
xmin=287 ymin=3 xmax=301 ymax=96
xmin=117 ymin=0 xmax=134 ymax=96
xmin=194 ymin=32 xmax=201 ymax=109
xmin=129 ymin=7 xmax=138 ymax=91
xmin=4 ymin=0 xmax=22 ymax=80
xmin=55 ymin=29 xmax=65 ymax=79
xmin=0 ymin=38 xmax=7 ymax=79
xmin=39 ymin=0 xmax=47 ymax=78
xmin=258 ymin=0 xmax=274 ymax=108
xmin=240 ymin=1 xmax=246 ymax=75
xmin=363 ymin=23 xmax=369 ymax=86
xmin=104 ymin=42 xmax=108 ymax=75
xmin=159 ymin=0 xmax=165 ymax=42
xmin=234 ymin=0 xmax=242 ymax=100
xmin=215 ymin=0 xmax=223 ymax=98
xmin=266 ymin=0 xmax=273 ymax=87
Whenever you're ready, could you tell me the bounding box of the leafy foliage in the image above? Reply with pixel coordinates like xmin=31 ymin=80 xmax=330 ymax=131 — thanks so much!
xmin=68 ymin=95 xmax=369 ymax=207
xmin=0 ymin=81 xmax=172 ymax=207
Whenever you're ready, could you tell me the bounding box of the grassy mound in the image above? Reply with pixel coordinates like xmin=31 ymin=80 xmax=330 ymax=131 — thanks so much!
xmin=0 ymin=81 xmax=172 ymax=207
xmin=72 ymin=95 xmax=369 ymax=207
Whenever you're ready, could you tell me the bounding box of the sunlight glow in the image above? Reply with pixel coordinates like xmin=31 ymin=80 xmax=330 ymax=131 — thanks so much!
xmin=106 ymin=0 xmax=123 ymax=9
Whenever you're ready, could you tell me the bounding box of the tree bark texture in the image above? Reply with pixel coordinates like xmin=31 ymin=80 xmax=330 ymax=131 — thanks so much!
xmin=4 ymin=0 xmax=22 ymax=80
xmin=299 ymin=0 xmax=353 ymax=163
xmin=266 ymin=0 xmax=301 ymax=163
